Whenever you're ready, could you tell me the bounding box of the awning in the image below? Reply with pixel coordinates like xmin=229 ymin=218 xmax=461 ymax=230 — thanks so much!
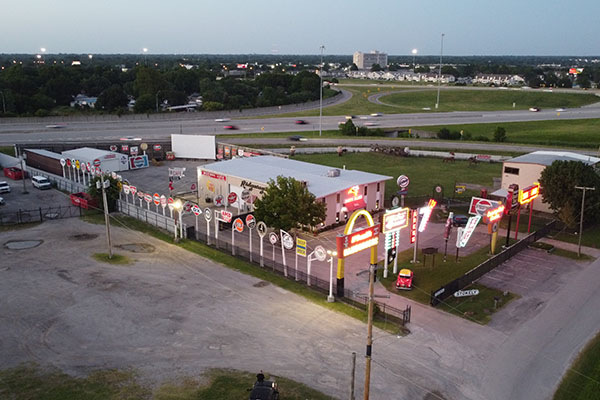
xmin=342 ymin=198 xmax=366 ymax=213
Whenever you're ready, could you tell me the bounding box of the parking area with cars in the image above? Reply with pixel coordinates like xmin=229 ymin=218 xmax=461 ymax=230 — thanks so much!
xmin=0 ymin=177 xmax=72 ymax=214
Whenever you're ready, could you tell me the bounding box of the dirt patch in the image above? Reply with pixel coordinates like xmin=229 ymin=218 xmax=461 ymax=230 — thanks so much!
xmin=70 ymin=233 xmax=99 ymax=241
xmin=116 ymin=243 xmax=156 ymax=253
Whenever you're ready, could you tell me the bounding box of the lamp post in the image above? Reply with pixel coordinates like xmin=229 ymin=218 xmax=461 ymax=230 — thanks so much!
xmin=575 ymin=186 xmax=595 ymax=257
xmin=319 ymin=45 xmax=325 ymax=137
xmin=88 ymin=54 xmax=93 ymax=65
xmin=142 ymin=48 xmax=148 ymax=66
xmin=411 ymin=48 xmax=418 ymax=68
xmin=97 ymin=175 xmax=113 ymax=258
xmin=435 ymin=33 xmax=445 ymax=109
xmin=155 ymin=90 xmax=162 ymax=113
xmin=326 ymin=250 xmax=336 ymax=302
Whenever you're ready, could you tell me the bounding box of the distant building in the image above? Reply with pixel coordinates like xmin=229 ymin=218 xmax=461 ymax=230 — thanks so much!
xmin=70 ymin=94 xmax=97 ymax=109
xmin=353 ymin=51 xmax=388 ymax=70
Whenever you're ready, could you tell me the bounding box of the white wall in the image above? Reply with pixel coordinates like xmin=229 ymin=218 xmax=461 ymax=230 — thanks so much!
xmin=171 ymin=135 xmax=216 ymax=160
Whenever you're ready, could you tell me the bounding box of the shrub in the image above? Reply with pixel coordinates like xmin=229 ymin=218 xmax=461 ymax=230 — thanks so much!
xmin=437 ymin=128 xmax=450 ymax=139
xmin=493 ymin=127 xmax=507 ymax=142
xmin=475 ymin=135 xmax=490 ymax=142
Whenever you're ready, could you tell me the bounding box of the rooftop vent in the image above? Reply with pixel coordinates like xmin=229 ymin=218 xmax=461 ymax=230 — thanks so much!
xmin=327 ymin=169 xmax=340 ymax=177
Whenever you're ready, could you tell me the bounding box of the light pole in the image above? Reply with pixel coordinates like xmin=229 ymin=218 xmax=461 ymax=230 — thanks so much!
xmin=88 ymin=54 xmax=93 ymax=65
xmin=411 ymin=48 xmax=418 ymax=85
xmin=97 ymin=175 xmax=113 ymax=259
xmin=435 ymin=33 xmax=445 ymax=109
xmin=575 ymin=186 xmax=595 ymax=257
xmin=319 ymin=44 xmax=325 ymax=137
xmin=155 ymin=90 xmax=162 ymax=113
xmin=0 ymin=91 xmax=6 ymax=114
xmin=326 ymin=250 xmax=336 ymax=302
xmin=142 ymin=48 xmax=148 ymax=66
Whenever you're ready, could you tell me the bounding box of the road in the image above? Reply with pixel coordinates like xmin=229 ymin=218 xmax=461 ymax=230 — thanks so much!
xmin=1 ymin=106 xmax=600 ymax=146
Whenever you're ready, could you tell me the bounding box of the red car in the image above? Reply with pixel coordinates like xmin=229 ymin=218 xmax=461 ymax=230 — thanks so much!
xmin=294 ymin=120 xmax=307 ymax=125
xmin=224 ymin=125 xmax=239 ymax=130
xmin=395 ymin=269 xmax=414 ymax=290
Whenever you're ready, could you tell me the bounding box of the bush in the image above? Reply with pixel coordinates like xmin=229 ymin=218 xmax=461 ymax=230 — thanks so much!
xmin=462 ymin=131 xmax=472 ymax=140
xmin=449 ymin=130 xmax=461 ymax=140
xmin=475 ymin=135 xmax=490 ymax=142
xmin=34 ymin=109 xmax=50 ymax=117
xmin=437 ymin=128 xmax=450 ymax=139
xmin=339 ymin=119 xmax=357 ymax=136
xmin=493 ymin=127 xmax=507 ymax=142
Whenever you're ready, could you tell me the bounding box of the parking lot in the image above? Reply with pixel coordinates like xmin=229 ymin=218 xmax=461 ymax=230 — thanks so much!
xmin=0 ymin=177 xmax=72 ymax=214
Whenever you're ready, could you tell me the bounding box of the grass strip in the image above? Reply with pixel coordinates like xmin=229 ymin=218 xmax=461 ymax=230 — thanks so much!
xmin=554 ymin=332 xmax=600 ymax=400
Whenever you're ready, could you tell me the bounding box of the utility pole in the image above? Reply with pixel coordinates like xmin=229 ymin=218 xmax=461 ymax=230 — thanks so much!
xmin=435 ymin=33 xmax=445 ymax=109
xmin=319 ymin=45 xmax=325 ymax=137
xmin=98 ymin=175 xmax=113 ymax=258
xmin=575 ymin=186 xmax=595 ymax=257
xmin=363 ymin=262 xmax=376 ymax=400
xmin=349 ymin=352 xmax=356 ymax=400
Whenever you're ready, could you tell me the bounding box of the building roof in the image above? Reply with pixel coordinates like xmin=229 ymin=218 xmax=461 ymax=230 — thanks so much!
xmin=506 ymin=151 xmax=600 ymax=166
xmin=200 ymin=156 xmax=392 ymax=198
xmin=62 ymin=147 xmax=120 ymax=160
xmin=25 ymin=149 xmax=63 ymax=160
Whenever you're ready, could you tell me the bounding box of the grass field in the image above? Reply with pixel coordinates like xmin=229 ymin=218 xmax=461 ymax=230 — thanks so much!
xmin=0 ymin=365 xmax=334 ymax=400
xmin=411 ymin=118 xmax=600 ymax=148
xmin=380 ymin=89 xmax=599 ymax=113
xmin=294 ymin=152 xmax=502 ymax=202
xmin=554 ymin=332 xmax=600 ymax=400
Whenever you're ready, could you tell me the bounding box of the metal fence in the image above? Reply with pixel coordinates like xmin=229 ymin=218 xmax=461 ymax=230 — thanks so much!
xmin=430 ymin=220 xmax=559 ymax=306
xmin=117 ymin=200 xmax=183 ymax=236
xmin=0 ymin=205 xmax=84 ymax=225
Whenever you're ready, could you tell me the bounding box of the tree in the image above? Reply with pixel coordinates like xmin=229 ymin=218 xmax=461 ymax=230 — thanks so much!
xmin=538 ymin=161 xmax=600 ymax=227
xmin=96 ymin=84 xmax=128 ymax=111
xmin=350 ymin=63 xmax=358 ymax=71
xmin=339 ymin=119 xmax=357 ymax=136
xmin=253 ymin=176 xmax=326 ymax=232
xmin=87 ymin=175 xmax=121 ymax=212
xmin=133 ymin=94 xmax=155 ymax=113
xmin=370 ymin=64 xmax=382 ymax=72
xmin=493 ymin=127 xmax=507 ymax=142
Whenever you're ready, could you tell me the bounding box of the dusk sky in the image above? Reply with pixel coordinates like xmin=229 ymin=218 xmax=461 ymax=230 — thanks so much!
xmin=3 ymin=0 xmax=599 ymax=56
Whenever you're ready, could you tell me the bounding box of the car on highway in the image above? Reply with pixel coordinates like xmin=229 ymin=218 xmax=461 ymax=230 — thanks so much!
xmin=120 ymin=136 xmax=142 ymax=141
xmin=529 ymin=107 xmax=540 ymax=112
xmin=0 ymin=181 xmax=11 ymax=194
xmin=395 ymin=269 xmax=413 ymax=290
xmin=31 ymin=176 xmax=52 ymax=190
xmin=294 ymin=119 xmax=307 ymax=125
xmin=45 ymin=124 xmax=67 ymax=129
xmin=364 ymin=122 xmax=378 ymax=126
xmin=215 ymin=118 xmax=230 ymax=122
xmin=370 ymin=112 xmax=383 ymax=117
xmin=452 ymin=214 xmax=469 ymax=227
xmin=224 ymin=125 xmax=239 ymax=130
xmin=345 ymin=115 xmax=355 ymax=119
xmin=556 ymin=107 xmax=566 ymax=112
xmin=289 ymin=135 xmax=307 ymax=141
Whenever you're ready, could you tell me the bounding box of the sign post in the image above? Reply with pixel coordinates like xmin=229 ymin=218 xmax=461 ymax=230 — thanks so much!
xmin=269 ymin=232 xmax=278 ymax=270
xmin=295 ymin=237 xmax=307 ymax=281
xmin=232 ymin=218 xmax=244 ymax=256
xmin=443 ymin=212 xmax=454 ymax=262
xmin=381 ymin=207 xmax=409 ymax=277
xmin=60 ymin=158 xmax=66 ymax=178
xmin=280 ymin=229 xmax=294 ymax=277
xmin=246 ymin=214 xmax=256 ymax=262
xmin=256 ymin=221 xmax=267 ymax=267
xmin=204 ymin=208 xmax=212 ymax=245
xmin=397 ymin=175 xmax=410 ymax=207
xmin=307 ymin=245 xmax=326 ymax=286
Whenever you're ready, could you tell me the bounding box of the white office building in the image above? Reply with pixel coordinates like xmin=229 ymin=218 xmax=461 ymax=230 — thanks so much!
xmin=353 ymin=51 xmax=388 ymax=70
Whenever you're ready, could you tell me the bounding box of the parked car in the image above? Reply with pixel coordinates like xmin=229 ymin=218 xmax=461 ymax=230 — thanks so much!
xmin=528 ymin=107 xmax=540 ymax=112
xmin=0 ymin=196 xmax=4 ymax=205
xmin=31 ymin=176 xmax=52 ymax=190
xmin=452 ymin=214 xmax=469 ymax=227
xmin=288 ymin=135 xmax=307 ymax=141
xmin=395 ymin=269 xmax=413 ymax=290
xmin=248 ymin=374 xmax=279 ymax=400
xmin=294 ymin=119 xmax=307 ymax=125
xmin=224 ymin=125 xmax=239 ymax=130
xmin=0 ymin=181 xmax=11 ymax=193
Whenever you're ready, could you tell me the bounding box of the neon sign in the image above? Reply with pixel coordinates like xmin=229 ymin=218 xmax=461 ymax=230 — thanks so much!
xmin=409 ymin=210 xmax=418 ymax=244
xmin=485 ymin=205 xmax=505 ymax=223
xmin=518 ymin=183 xmax=540 ymax=205
xmin=337 ymin=224 xmax=380 ymax=258
xmin=418 ymin=199 xmax=437 ymax=233
xmin=344 ymin=185 xmax=363 ymax=203
xmin=382 ymin=207 xmax=409 ymax=233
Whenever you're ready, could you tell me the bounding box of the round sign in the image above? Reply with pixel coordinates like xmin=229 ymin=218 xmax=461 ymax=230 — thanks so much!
xmin=233 ymin=218 xmax=244 ymax=233
xmin=397 ymin=175 xmax=410 ymax=188
xmin=160 ymin=195 xmax=167 ymax=208
xmin=238 ymin=148 xmax=244 ymax=157
xmin=314 ymin=245 xmax=327 ymax=262
xmin=66 ymin=159 xmax=72 ymax=167
xmin=144 ymin=193 xmax=152 ymax=203
xmin=214 ymin=195 xmax=224 ymax=207
xmin=168 ymin=197 xmax=175 ymax=210
xmin=140 ymin=143 xmax=148 ymax=151
xmin=71 ymin=159 xmax=76 ymax=168
xmin=256 ymin=221 xmax=267 ymax=237
xmin=245 ymin=214 xmax=256 ymax=229
xmin=109 ymin=145 xmax=117 ymax=152
xmin=491 ymin=222 xmax=499 ymax=233
xmin=475 ymin=199 xmax=493 ymax=216
xmin=227 ymin=192 xmax=237 ymax=205
xmin=191 ymin=183 xmax=197 ymax=191
xmin=137 ymin=191 xmax=144 ymax=199
xmin=204 ymin=208 xmax=212 ymax=221
xmin=391 ymin=196 xmax=400 ymax=207
xmin=153 ymin=193 xmax=160 ymax=205
xmin=282 ymin=232 xmax=294 ymax=250
xmin=60 ymin=158 xmax=66 ymax=167
xmin=93 ymin=159 xmax=101 ymax=167
xmin=269 ymin=232 xmax=278 ymax=245
xmin=191 ymin=205 xmax=201 ymax=216
xmin=241 ymin=190 xmax=251 ymax=202
xmin=130 ymin=185 xmax=137 ymax=195
xmin=153 ymin=144 xmax=162 ymax=151
xmin=435 ymin=185 xmax=443 ymax=193
xmin=87 ymin=162 xmax=92 ymax=172
xmin=123 ymin=184 xmax=130 ymax=195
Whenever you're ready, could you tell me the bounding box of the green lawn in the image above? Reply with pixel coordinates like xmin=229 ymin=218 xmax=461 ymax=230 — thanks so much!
xmin=380 ymin=90 xmax=599 ymax=113
xmin=551 ymin=224 xmax=600 ymax=249
xmin=294 ymin=152 xmax=502 ymax=204
xmin=412 ymin=118 xmax=600 ymax=149
xmin=0 ymin=365 xmax=335 ymax=400
xmin=554 ymin=332 xmax=600 ymax=400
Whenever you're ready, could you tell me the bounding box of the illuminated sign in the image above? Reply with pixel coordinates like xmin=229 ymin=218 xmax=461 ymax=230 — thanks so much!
xmin=336 ymin=225 xmax=380 ymax=258
xmin=409 ymin=209 xmax=418 ymax=244
xmin=484 ymin=205 xmax=505 ymax=224
xmin=382 ymin=207 xmax=409 ymax=233
xmin=418 ymin=199 xmax=437 ymax=233
xmin=458 ymin=215 xmax=481 ymax=248
xmin=518 ymin=183 xmax=540 ymax=205
xmin=469 ymin=197 xmax=501 ymax=216
xmin=344 ymin=185 xmax=363 ymax=203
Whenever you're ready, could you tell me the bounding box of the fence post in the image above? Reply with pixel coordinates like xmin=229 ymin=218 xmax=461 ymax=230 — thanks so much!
xmin=39 ymin=207 xmax=43 ymax=222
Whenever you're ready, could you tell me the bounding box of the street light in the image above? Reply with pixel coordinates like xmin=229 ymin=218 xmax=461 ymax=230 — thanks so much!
xmin=411 ymin=48 xmax=418 ymax=68
xmin=142 ymin=48 xmax=148 ymax=66
xmin=326 ymin=250 xmax=336 ymax=302
xmin=155 ymin=90 xmax=162 ymax=113
xmin=319 ymin=44 xmax=325 ymax=137
xmin=435 ymin=33 xmax=445 ymax=109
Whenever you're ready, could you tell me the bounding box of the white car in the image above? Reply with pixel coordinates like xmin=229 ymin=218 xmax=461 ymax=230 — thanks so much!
xmin=31 ymin=176 xmax=52 ymax=190
xmin=370 ymin=113 xmax=383 ymax=117
xmin=214 ymin=118 xmax=230 ymax=122
xmin=556 ymin=107 xmax=566 ymax=112
xmin=0 ymin=181 xmax=10 ymax=193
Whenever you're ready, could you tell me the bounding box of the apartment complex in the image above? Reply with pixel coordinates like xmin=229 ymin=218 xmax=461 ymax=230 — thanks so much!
xmin=353 ymin=50 xmax=388 ymax=70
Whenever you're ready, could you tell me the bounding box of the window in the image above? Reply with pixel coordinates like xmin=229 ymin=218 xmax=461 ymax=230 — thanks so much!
xmin=336 ymin=193 xmax=340 ymax=202
xmin=364 ymin=186 xmax=368 ymax=196
xmin=504 ymin=166 xmax=519 ymax=175
xmin=377 ymin=182 xmax=380 ymax=192
xmin=375 ymin=200 xmax=380 ymax=209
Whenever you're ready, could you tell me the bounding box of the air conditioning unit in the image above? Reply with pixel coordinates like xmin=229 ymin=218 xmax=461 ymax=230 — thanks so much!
xmin=327 ymin=169 xmax=340 ymax=177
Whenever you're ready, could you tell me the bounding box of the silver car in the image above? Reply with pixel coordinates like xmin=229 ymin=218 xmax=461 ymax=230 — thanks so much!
xmin=0 ymin=181 xmax=10 ymax=193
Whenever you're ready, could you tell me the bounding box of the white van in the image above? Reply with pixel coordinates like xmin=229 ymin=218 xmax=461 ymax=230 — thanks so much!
xmin=31 ymin=176 xmax=52 ymax=190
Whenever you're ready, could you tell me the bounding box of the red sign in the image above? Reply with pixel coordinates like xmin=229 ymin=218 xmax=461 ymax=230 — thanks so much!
xmin=153 ymin=144 xmax=162 ymax=151
xmin=227 ymin=192 xmax=237 ymax=204
xmin=191 ymin=205 xmax=201 ymax=216
xmin=153 ymin=193 xmax=160 ymax=205
xmin=202 ymin=170 xmax=227 ymax=181
xmin=469 ymin=197 xmax=500 ymax=216
xmin=66 ymin=159 xmax=72 ymax=167
xmin=109 ymin=145 xmax=117 ymax=151
xmin=484 ymin=205 xmax=505 ymax=224
xmin=93 ymin=159 xmax=101 ymax=167
xmin=144 ymin=193 xmax=152 ymax=203
xmin=409 ymin=209 xmax=418 ymax=244
xmin=245 ymin=214 xmax=256 ymax=228
xmin=121 ymin=144 xmax=129 ymax=152
xmin=382 ymin=207 xmax=409 ymax=233
xmin=220 ymin=210 xmax=233 ymax=223
xmin=166 ymin=152 xmax=175 ymax=161
xmin=233 ymin=218 xmax=244 ymax=233
xmin=418 ymin=199 xmax=437 ymax=233
xmin=518 ymin=183 xmax=540 ymax=205
xmin=129 ymin=185 xmax=137 ymax=195
xmin=336 ymin=224 xmax=380 ymax=259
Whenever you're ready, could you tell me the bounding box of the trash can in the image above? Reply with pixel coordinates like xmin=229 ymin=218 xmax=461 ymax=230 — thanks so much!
xmin=480 ymin=188 xmax=488 ymax=198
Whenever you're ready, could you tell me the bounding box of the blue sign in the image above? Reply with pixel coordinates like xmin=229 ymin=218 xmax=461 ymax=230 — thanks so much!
xmin=129 ymin=155 xmax=149 ymax=170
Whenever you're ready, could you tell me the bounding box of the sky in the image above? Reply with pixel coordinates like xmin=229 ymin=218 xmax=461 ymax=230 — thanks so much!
xmin=2 ymin=0 xmax=599 ymax=56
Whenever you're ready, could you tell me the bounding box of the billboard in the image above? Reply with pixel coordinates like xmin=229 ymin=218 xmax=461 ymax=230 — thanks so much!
xmin=171 ymin=134 xmax=216 ymax=160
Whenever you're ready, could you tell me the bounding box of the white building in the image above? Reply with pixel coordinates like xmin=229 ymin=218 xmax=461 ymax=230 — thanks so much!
xmin=353 ymin=51 xmax=388 ymax=70
xmin=496 ymin=151 xmax=600 ymax=213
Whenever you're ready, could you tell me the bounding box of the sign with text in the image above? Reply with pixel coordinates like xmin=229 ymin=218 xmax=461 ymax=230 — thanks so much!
xmin=458 ymin=215 xmax=481 ymax=248
xmin=296 ymin=238 xmax=307 ymax=257
xmin=518 ymin=183 xmax=540 ymax=205
xmin=418 ymin=199 xmax=437 ymax=233
xmin=336 ymin=224 xmax=380 ymax=259
xmin=469 ymin=197 xmax=500 ymax=216
xmin=381 ymin=207 xmax=409 ymax=233
xmin=129 ymin=155 xmax=149 ymax=170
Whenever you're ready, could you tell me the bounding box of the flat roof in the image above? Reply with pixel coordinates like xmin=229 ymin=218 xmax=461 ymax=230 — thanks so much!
xmin=200 ymin=156 xmax=392 ymax=198
xmin=62 ymin=147 xmax=120 ymax=159
xmin=506 ymin=151 xmax=600 ymax=166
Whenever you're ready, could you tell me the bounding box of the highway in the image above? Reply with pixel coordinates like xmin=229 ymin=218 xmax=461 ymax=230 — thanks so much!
xmin=1 ymin=105 xmax=600 ymax=145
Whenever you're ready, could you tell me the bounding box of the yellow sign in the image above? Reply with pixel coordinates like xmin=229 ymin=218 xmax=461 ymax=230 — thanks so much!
xmin=75 ymin=160 xmax=80 ymax=170
xmin=296 ymin=238 xmax=307 ymax=257
xmin=206 ymin=180 xmax=215 ymax=192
